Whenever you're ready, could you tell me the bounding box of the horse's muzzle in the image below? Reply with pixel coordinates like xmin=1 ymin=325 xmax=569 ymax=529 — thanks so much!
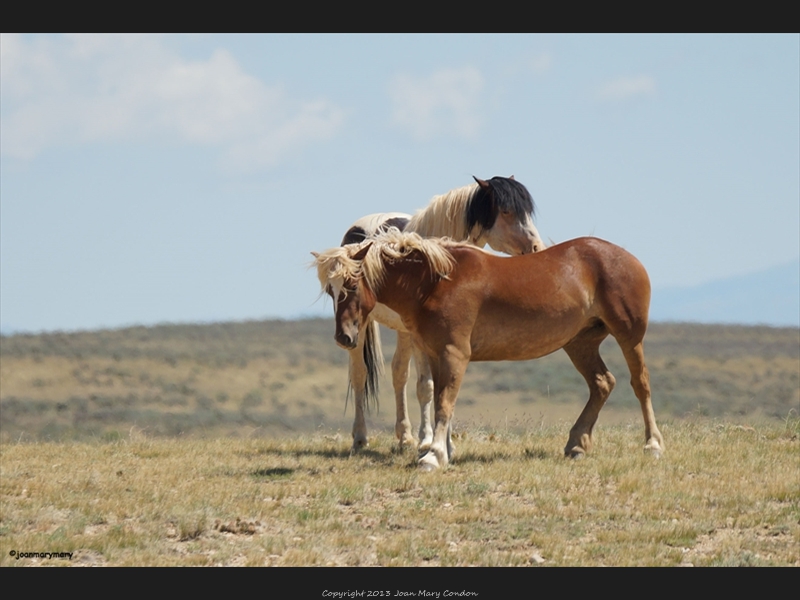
xmin=335 ymin=332 xmax=358 ymax=350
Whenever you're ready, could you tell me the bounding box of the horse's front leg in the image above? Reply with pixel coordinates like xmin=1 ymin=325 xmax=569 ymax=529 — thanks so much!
xmin=446 ymin=420 xmax=455 ymax=461
xmin=411 ymin=342 xmax=434 ymax=451
xmin=418 ymin=348 xmax=468 ymax=471
xmin=349 ymin=335 xmax=369 ymax=452
xmin=392 ymin=332 xmax=416 ymax=449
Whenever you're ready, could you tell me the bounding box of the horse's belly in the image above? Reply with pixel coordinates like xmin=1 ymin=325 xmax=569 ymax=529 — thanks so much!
xmin=469 ymin=336 xmax=566 ymax=361
xmin=468 ymin=309 xmax=586 ymax=361
xmin=371 ymin=303 xmax=408 ymax=332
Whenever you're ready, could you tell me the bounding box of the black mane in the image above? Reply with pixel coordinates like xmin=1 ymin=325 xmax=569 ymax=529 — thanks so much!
xmin=466 ymin=176 xmax=536 ymax=234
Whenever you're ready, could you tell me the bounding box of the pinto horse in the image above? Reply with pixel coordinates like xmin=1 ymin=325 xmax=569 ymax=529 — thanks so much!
xmin=334 ymin=176 xmax=544 ymax=453
xmin=314 ymin=230 xmax=664 ymax=470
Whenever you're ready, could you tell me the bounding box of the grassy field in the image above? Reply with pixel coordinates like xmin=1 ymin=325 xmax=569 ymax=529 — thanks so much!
xmin=1 ymin=421 xmax=798 ymax=567
xmin=1 ymin=320 xmax=798 ymax=567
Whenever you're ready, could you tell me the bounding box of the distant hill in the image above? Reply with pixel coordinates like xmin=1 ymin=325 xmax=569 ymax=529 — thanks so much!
xmin=650 ymin=258 xmax=800 ymax=327
xmin=2 ymin=319 xmax=798 ymax=444
xmin=2 ymin=259 xmax=798 ymax=335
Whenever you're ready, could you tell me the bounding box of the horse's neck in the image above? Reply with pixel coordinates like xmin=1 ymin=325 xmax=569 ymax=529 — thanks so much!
xmin=406 ymin=184 xmax=477 ymax=243
xmin=374 ymin=256 xmax=434 ymax=317
xmin=467 ymin=227 xmax=488 ymax=248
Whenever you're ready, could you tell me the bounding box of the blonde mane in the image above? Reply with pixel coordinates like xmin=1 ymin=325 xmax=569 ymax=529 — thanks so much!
xmin=315 ymin=230 xmax=459 ymax=297
xmin=406 ymin=183 xmax=478 ymax=241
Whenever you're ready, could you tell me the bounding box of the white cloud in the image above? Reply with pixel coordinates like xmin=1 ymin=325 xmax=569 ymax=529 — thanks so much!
xmin=528 ymin=52 xmax=552 ymax=74
xmin=388 ymin=66 xmax=484 ymax=141
xmin=596 ymin=75 xmax=656 ymax=102
xmin=0 ymin=34 xmax=343 ymax=170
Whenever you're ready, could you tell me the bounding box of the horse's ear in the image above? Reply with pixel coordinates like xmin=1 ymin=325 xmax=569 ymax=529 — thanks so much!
xmin=351 ymin=242 xmax=373 ymax=261
xmin=472 ymin=176 xmax=490 ymax=189
xmin=310 ymin=251 xmax=320 ymax=258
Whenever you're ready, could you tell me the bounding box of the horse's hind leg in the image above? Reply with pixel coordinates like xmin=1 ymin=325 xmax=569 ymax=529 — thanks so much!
xmin=621 ymin=342 xmax=664 ymax=457
xmin=392 ymin=332 xmax=416 ymax=449
xmin=563 ymin=331 xmax=616 ymax=458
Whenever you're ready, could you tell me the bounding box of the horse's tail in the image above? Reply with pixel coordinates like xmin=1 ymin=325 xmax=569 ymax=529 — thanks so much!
xmin=363 ymin=319 xmax=384 ymax=412
xmin=345 ymin=318 xmax=384 ymax=414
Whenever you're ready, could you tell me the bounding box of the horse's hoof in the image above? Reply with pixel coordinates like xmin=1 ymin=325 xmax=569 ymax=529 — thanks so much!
xmin=418 ymin=451 xmax=440 ymax=471
xmin=398 ymin=434 xmax=416 ymax=449
xmin=565 ymin=448 xmax=585 ymax=460
xmin=351 ymin=439 xmax=369 ymax=454
xmin=644 ymin=444 xmax=662 ymax=459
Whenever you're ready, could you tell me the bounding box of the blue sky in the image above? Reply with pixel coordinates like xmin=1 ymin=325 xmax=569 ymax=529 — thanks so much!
xmin=2 ymin=34 xmax=798 ymax=333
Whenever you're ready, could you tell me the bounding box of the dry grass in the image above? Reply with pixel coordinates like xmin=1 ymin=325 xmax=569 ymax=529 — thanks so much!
xmin=2 ymin=320 xmax=798 ymax=570
xmin=2 ymin=417 xmax=797 ymax=567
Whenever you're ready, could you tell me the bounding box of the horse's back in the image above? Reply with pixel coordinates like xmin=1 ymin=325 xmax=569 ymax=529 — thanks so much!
xmin=342 ymin=213 xmax=411 ymax=245
xmin=567 ymin=237 xmax=649 ymax=282
xmin=440 ymin=238 xmax=651 ymax=359
xmin=490 ymin=236 xmax=648 ymax=288
xmin=509 ymin=236 xmax=652 ymax=342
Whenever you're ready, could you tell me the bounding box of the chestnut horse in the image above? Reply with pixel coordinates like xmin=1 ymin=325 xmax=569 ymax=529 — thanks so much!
xmin=314 ymin=231 xmax=664 ymax=470
xmin=334 ymin=176 xmax=543 ymax=453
